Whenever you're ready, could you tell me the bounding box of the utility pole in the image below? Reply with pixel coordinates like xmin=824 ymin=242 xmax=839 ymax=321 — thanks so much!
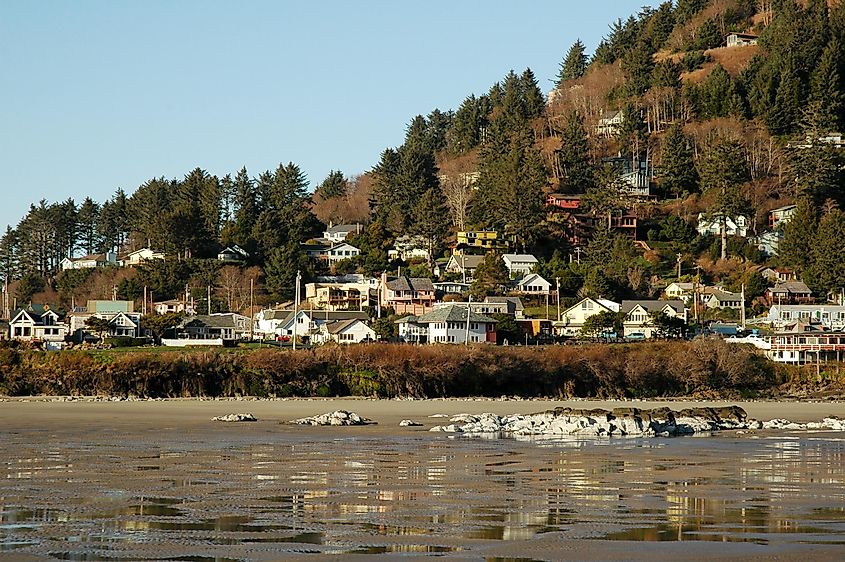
xmin=555 ymin=277 xmax=561 ymax=323
xmin=249 ymin=278 xmax=254 ymax=341
xmin=293 ymin=270 xmax=301 ymax=350
xmin=464 ymin=294 xmax=472 ymax=345
xmin=574 ymin=247 xmax=582 ymax=264
xmin=741 ymin=282 xmax=746 ymax=330
xmin=693 ymin=265 xmax=702 ymax=324
xmin=207 ymin=285 xmax=212 ymax=315
xmin=676 ymin=253 xmax=682 ymax=280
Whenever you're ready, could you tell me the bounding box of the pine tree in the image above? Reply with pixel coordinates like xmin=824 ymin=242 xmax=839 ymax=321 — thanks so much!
xmin=658 ymin=124 xmax=698 ymax=198
xmin=621 ymin=40 xmax=655 ymax=97
xmin=766 ymin=57 xmax=802 ymax=135
xmin=780 ymin=198 xmax=818 ymax=274
xmin=807 ymin=208 xmax=845 ymax=294
xmin=809 ymin=38 xmax=844 ymax=133
xmin=411 ymin=188 xmax=449 ymax=271
xmin=556 ymin=111 xmax=595 ymax=193
xmin=557 ymin=39 xmax=588 ymax=87
xmin=0 ymin=226 xmax=18 ymax=287
xmin=76 ymin=197 xmax=101 ymax=256
xmin=230 ymin=167 xmax=258 ymax=254
xmin=315 ymin=170 xmax=348 ymax=200
xmin=698 ymin=137 xmax=751 ymax=259
xmin=520 ymin=68 xmax=545 ymax=119
xmin=265 ymin=242 xmax=312 ymax=301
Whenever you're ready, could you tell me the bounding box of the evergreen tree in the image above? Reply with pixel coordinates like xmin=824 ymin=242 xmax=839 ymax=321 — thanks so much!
xmin=448 ymin=94 xmax=490 ymax=154
xmin=766 ymin=57 xmax=802 ymax=135
xmin=0 ymin=226 xmax=18 ymax=287
xmin=520 ymin=68 xmax=545 ymax=119
xmin=780 ymin=198 xmax=818 ymax=274
xmin=97 ymin=188 xmax=128 ymax=253
xmin=556 ymin=111 xmax=595 ymax=193
xmin=76 ymin=197 xmax=101 ymax=256
xmin=411 ymin=188 xmax=449 ymax=271
xmin=470 ymin=252 xmax=510 ymax=298
xmin=698 ymin=137 xmax=751 ymax=259
xmin=252 ymin=162 xmax=318 ymax=260
xmin=557 ymin=39 xmax=588 ymax=86
xmin=229 ymin=167 xmax=259 ymax=254
xmin=621 ymin=40 xmax=656 ymax=97
xmin=659 ymin=124 xmax=698 ymax=198
xmin=315 ymin=170 xmax=348 ymax=200
xmin=694 ymin=19 xmax=721 ymax=50
xmin=265 ymin=242 xmax=312 ymax=301
xmin=809 ymin=38 xmax=844 ymax=133
xmin=615 ymin=103 xmax=649 ymax=166
xmin=15 ymin=271 xmax=44 ymax=304
xmin=426 ymin=108 xmax=453 ymax=153
xmin=807 ymin=208 xmax=845 ymax=294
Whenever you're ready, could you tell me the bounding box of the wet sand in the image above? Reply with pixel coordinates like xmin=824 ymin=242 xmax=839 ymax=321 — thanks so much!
xmin=1 ymin=398 xmax=845 ymax=561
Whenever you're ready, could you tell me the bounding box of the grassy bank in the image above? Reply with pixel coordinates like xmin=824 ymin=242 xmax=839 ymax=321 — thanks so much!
xmin=0 ymin=339 xmax=823 ymax=399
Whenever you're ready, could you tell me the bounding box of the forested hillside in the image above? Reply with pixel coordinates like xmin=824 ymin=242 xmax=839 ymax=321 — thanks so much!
xmin=2 ymin=0 xmax=844 ymax=316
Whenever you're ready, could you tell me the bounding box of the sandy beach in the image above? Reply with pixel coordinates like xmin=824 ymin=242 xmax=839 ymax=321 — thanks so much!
xmin=2 ymin=397 xmax=845 ymax=561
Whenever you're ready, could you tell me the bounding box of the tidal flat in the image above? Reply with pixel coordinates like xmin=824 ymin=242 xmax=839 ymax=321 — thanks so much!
xmin=2 ymin=398 xmax=845 ymax=561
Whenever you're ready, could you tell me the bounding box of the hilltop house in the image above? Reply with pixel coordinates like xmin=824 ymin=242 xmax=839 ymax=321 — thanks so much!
xmin=323 ymin=223 xmax=362 ymax=243
xmin=396 ymin=304 xmax=497 ymax=344
xmin=121 ymin=247 xmax=165 ymax=267
xmin=9 ymin=304 xmax=68 ymax=344
xmin=60 ymin=252 xmax=117 ymax=271
xmin=726 ymin=32 xmax=758 ymax=47
xmin=217 ymin=245 xmax=249 ymax=262
xmin=554 ymin=297 xmax=620 ymax=337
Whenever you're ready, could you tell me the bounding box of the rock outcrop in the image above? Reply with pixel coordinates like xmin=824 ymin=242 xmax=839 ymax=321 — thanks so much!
xmin=291 ymin=410 xmax=370 ymax=426
xmin=212 ymin=413 xmax=257 ymax=422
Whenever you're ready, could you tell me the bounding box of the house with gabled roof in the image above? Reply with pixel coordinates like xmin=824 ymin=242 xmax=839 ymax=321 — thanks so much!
xmin=217 ymin=245 xmax=249 ymax=262
xmin=554 ymin=297 xmax=620 ymax=337
xmin=163 ymin=314 xmax=240 ymax=346
xmin=60 ymin=252 xmax=118 ymax=271
xmin=67 ymin=300 xmax=142 ymax=342
xmin=380 ymin=274 xmax=436 ymax=315
xmin=122 ymin=247 xmax=165 ymax=267
xmin=766 ymin=280 xmax=813 ymax=305
xmin=442 ymin=254 xmax=485 ymax=280
xmin=516 ymin=273 xmax=551 ymax=295
xmin=396 ymin=304 xmax=497 ymax=344
xmin=621 ymin=300 xmax=686 ymax=339
xmin=9 ymin=304 xmax=68 ymax=343
xmin=502 ymin=254 xmax=538 ymax=277
xmin=313 ymin=317 xmax=376 ymax=345
xmin=323 ymin=223 xmax=362 ymax=243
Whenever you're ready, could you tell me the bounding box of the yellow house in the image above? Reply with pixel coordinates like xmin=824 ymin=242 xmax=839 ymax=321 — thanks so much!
xmin=456 ymin=230 xmax=514 ymax=251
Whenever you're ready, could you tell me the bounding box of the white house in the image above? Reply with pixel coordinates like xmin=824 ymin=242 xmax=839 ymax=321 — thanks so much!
xmin=326 ymin=242 xmax=361 ymax=264
xmin=312 ymin=318 xmax=375 ymax=345
xmin=516 ymin=273 xmax=551 ymax=295
xmin=9 ymin=304 xmax=68 ymax=343
xmin=753 ymin=230 xmax=784 ymax=257
xmin=554 ymin=297 xmax=620 ymax=337
xmin=726 ymin=32 xmax=758 ymax=47
xmin=621 ymin=300 xmax=686 ymax=339
xmin=273 ymin=310 xmax=370 ymax=342
xmin=697 ymin=214 xmax=749 ymax=238
xmin=217 ymin=245 xmax=249 ymax=262
xmin=664 ymin=282 xmax=696 ymax=303
xmin=769 ymin=205 xmax=797 ymax=229
xmin=388 ymin=235 xmax=431 ymax=262
xmin=396 ymin=304 xmax=497 ymax=344
xmin=154 ymin=299 xmax=196 ymax=316
xmin=122 ymin=247 xmax=165 ymax=267
xmin=323 ymin=224 xmax=362 ymax=243
xmin=253 ymin=308 xmax=294 ymax=339
xmin=596 ymin=109 xmax=624 ymax=137
xmin=60 ymin=252 xmax=117 ymax=271
xmin=703 ymin=289 xmax=743 ymax=310
xmin=766 ymin=304 xmax=845 ymax=330
xmin=502 ymin=254 xmax=538 ymax=277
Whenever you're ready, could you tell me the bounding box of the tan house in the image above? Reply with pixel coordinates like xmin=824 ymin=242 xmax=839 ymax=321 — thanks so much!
xmin=122 ymin=247 xmax=165 ymax=267
xmin=621 ymin=300 xmax=686 ymax=339
xmin=554 ymin=297 xmax=620 ymax=337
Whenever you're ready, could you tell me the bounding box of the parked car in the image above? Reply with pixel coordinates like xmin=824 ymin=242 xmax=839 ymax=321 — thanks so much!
xmin=624 ymin=332 xmax=646 ymax=341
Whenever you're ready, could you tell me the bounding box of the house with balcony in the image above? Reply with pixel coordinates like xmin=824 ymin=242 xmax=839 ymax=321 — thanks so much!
xmin=396 ymin=304 xmax=497 ymax=344
xmin=456 ymin=230 xmax=514 ymax=251
xmin=621 ymin=300 xmax=686 ymax=339
xmin=697 ymin=214 xmax=749 ymax=238
xmin=769 ymin=205 xmax=796 ymax=229
xmin=766 ymin=280 xmax=813 ymax=305
xmin=726 ymin=32 xmax=758 ymax=47
xmin=67 ymin=300 xmax=142 ymax=342
xmin=305 ymin=281 xmax=372 ymax=311
xmin=380 ymin=275 xmax=436 ymax=315
xmin=502 ymin=254 xmax=538 ymax=277
xmin=554 ymin=297 xmax=620 ymax=337
xmin=766 ymin=304 xmax=845 ymax=330
xmin=516 ymin=273 xmax=551 ymax=295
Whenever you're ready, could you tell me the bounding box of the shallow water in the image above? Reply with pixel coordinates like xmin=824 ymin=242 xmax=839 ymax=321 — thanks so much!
xmin=2 ymin=422 xmax=845 ymax=560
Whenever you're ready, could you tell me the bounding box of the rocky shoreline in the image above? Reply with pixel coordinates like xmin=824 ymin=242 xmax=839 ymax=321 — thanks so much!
xmin=426 ymin=406 xmax=845 ymax=437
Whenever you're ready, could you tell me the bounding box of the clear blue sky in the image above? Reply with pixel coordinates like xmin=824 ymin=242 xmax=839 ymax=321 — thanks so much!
xmin=1 ymin=0 xmax=656 ymax=232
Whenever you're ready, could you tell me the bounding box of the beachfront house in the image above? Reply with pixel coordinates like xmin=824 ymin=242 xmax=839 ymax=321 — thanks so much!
xmin=396 ymin=304 xmax=497 ymax=344
xmin=620 ymin=300 xmax=686 ymax=339
xmin=9 ymin=304 xmax=68 ymax=345
xmin=312 ymin=318 xmax=376 ymax=345
xmin=67 ymin=300 xmax=142 ymax=342
xmin=554 ymin=297 xmax=620 ymax=337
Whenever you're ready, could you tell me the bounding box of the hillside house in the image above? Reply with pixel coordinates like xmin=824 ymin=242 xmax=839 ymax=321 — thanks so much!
xmin=388 ymin=235 xmax=431 ymax=262
xmin=396 ymin=305 xmax=497 ymax=344
xmin=766 ymin=280 xmax=813 ymax=305
xmin=305 ymin=281 xmax=372 ymax=311
xmin=60 ymin=252 xmax=117 ymax=271
xmin=380 ymin=275 xmax=436 ymax=315
xmin=516 ymin=273 xmax=551 ymax=295
xmin=769 ymin=205 xmax=797 ymax=229
xmin=433 ymin=281 xmax=471 ymax=297
xmin=122 ymin=247 xmax=165 ymax=267
xmin=554 ymin=297 xmax=620 ymax=337
xmin=485 ymin=296 xmax=525 ymax=319
xmin=726 ymin=32 xmax=758 ymax=47
xmin=664 ymin=282 xmax=696 ymax=303
xmin=502 ymin=254 xmax=538 ymax=277
xmin=766 ymin=304 xmax=845 ymax=330
xmin=596 ymin=109 xmax=623 ymax=137
xmin=323 ymin=223 xmax=362 ymax=243
xmin=456 ymin=230 xmax=514 ymax=251
xmin=9 ymin=304 xmax=68 ymax=343
xmin=442 ymin=254 xmax=485 ymax=280
xmin=753 ymin=230 xmax=784 ymax=257
xmin=557 ymin=211 xmax=639 ymax=247
xmin=697 ymin=214 xmax=749 ymax=238
xmin=703 ymin=289 xmax=743 ymax=310
xmin=217 ymin=245 xmax=249 ymax=262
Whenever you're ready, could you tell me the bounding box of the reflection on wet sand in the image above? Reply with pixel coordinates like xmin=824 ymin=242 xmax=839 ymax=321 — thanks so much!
xmin=1 ymin=429 xmax=845 ymax=559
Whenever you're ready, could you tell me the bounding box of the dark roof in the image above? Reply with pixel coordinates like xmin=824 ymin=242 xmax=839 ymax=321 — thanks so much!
xmin=449 ymin=255 xmax=484 ymax=269
xmin=769 ymin=281 xmax=812 ymax=295
xmin=386 ymin=276 xmax=435 ymax=292
xmin=180 ymin=315 xmax=236 ymax=329
xmin=415 ymin=305 xmax=497 ymax=324
xmin=621 ymin=300 xmax=685 ymax=314
xmin=12 ymin=304 xmax=63 ymax=322
xmin=485 ymin=296 xmax=525 ymax=312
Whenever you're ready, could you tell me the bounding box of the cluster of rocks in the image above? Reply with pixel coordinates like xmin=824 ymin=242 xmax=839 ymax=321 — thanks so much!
xmin=290 ymin=410 xmax=370 ymax=426
xmin=427 ymin=407 xmax=844 ymax=437
xmin=212 ymin=413 xmax=257 ymax=422
xmin=399 ymin=419 xmax=423 ymax=427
